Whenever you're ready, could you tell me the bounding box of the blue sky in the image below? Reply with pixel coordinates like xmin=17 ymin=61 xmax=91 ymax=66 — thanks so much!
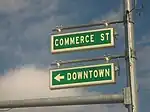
xmin=0 ymin=0 xmax=149 ymax=112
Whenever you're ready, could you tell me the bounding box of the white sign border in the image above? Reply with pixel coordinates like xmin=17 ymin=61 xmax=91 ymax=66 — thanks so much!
xmin=49 ymin=63 xmax=116 ymax=90
xmin=51 ymin=28 xmax=115 ymax=54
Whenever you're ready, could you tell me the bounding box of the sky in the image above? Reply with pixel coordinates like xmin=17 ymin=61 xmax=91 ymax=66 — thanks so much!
xmin=0 ymin=0 xmax=149 ymax=112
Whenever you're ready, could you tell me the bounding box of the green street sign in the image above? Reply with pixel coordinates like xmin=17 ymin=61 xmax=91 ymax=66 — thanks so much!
xmin=51 ymin=28 xmax=115 ymax=54
xmin=49 ymin=63 xmax=116 ymax=89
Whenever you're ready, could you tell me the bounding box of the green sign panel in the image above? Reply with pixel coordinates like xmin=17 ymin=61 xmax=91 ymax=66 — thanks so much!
xmin=51 ymin=28 xmax=115 ymax=54
xmin=49 ymin=63 xmax=116 ymax=89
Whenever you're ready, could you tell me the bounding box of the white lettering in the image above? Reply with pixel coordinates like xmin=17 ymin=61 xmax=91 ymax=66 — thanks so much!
xmin=99 ymin=69 xmax=104 ymax=77
xmin=80 ymin=36 xmax=84 ymax=43
xmin=106 ymin=33 xmax=109 ymax=40
xmin=77 ymin=72 xmax=82 ymax=79
xmin=64 ymin=38 xmax=69 ymax=45
xmin=89 ymin=70 xmax=93 ymax=78
xmin=67 ymin=73 xmax=72 ymax=80
xmin=101 ymin=33 xmax=105 ymax=41
xmin=105 ymin=69 xmax=110 ymax=76
xmin=55 ymin=39 xmax=59 ymax=46
xmin=66 ymin=68 xmax=110 ymax=81
xmin=72 ymin=72 xmax=77 ymax=80
xmin=90 ymin=34 xmax=94 ymax=42
xmin=85 ymin=35 xmax=89 ymax=43
xmin=55 ymin=34 xmax=96 ymax=47
xmin=83 ymin=71 xmax=88 ymax=79
xmin=60 ymin=38 xmax=63 ymax=46
xmin=93 ymin=70 xmax=98 ymax=78
xmin=70 ymin=37 xmax=75 ymax=44
xmin=76 ymin=36 xmax=79 ymax=44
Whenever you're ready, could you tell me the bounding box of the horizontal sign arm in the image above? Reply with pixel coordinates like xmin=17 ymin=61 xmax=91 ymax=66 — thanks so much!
xmin=51 ymin=54 xmax=125 ymax=66
xmin=52 ymin=20 xmax=123 ymax=32
xmin=0 ymin=94 xmax=123 ymax=109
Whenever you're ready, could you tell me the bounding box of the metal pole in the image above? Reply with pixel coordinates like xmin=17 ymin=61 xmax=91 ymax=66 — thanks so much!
xmin=51 ymin=54 xmax=125 ymax=66
xmin=123 ymin=0 xmax=138 ymax=112
xmin=0 ymin=94 xmax=123 ymax=109
xmin=52 ymin=20 xmax=124 ymax=32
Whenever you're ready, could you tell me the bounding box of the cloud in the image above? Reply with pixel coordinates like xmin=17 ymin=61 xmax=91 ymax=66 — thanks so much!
xmin=0 ymin=0 xmax=72 ymax=72
xmin=0 ymin=65 xmax=85 ymax=100
xmin=0 ymin=66 xmax=126 ymax=112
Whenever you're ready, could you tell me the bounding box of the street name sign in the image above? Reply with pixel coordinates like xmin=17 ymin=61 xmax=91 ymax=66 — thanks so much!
xmin=51 ymin=28 xmax=115 ymax=54
xmin=49 ymin=63 xmax=116 ymax=89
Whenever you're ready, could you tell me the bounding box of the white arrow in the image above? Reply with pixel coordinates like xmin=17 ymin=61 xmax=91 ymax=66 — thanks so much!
xmin=54 ymin=74 xmax=64 ymax=82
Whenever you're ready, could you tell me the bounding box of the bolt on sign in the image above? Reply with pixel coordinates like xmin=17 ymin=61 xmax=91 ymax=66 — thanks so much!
xmin=51 ymin=28 xmax=115 ymax=54
xmin=49 ymin=63 xmax=116 ymax=89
